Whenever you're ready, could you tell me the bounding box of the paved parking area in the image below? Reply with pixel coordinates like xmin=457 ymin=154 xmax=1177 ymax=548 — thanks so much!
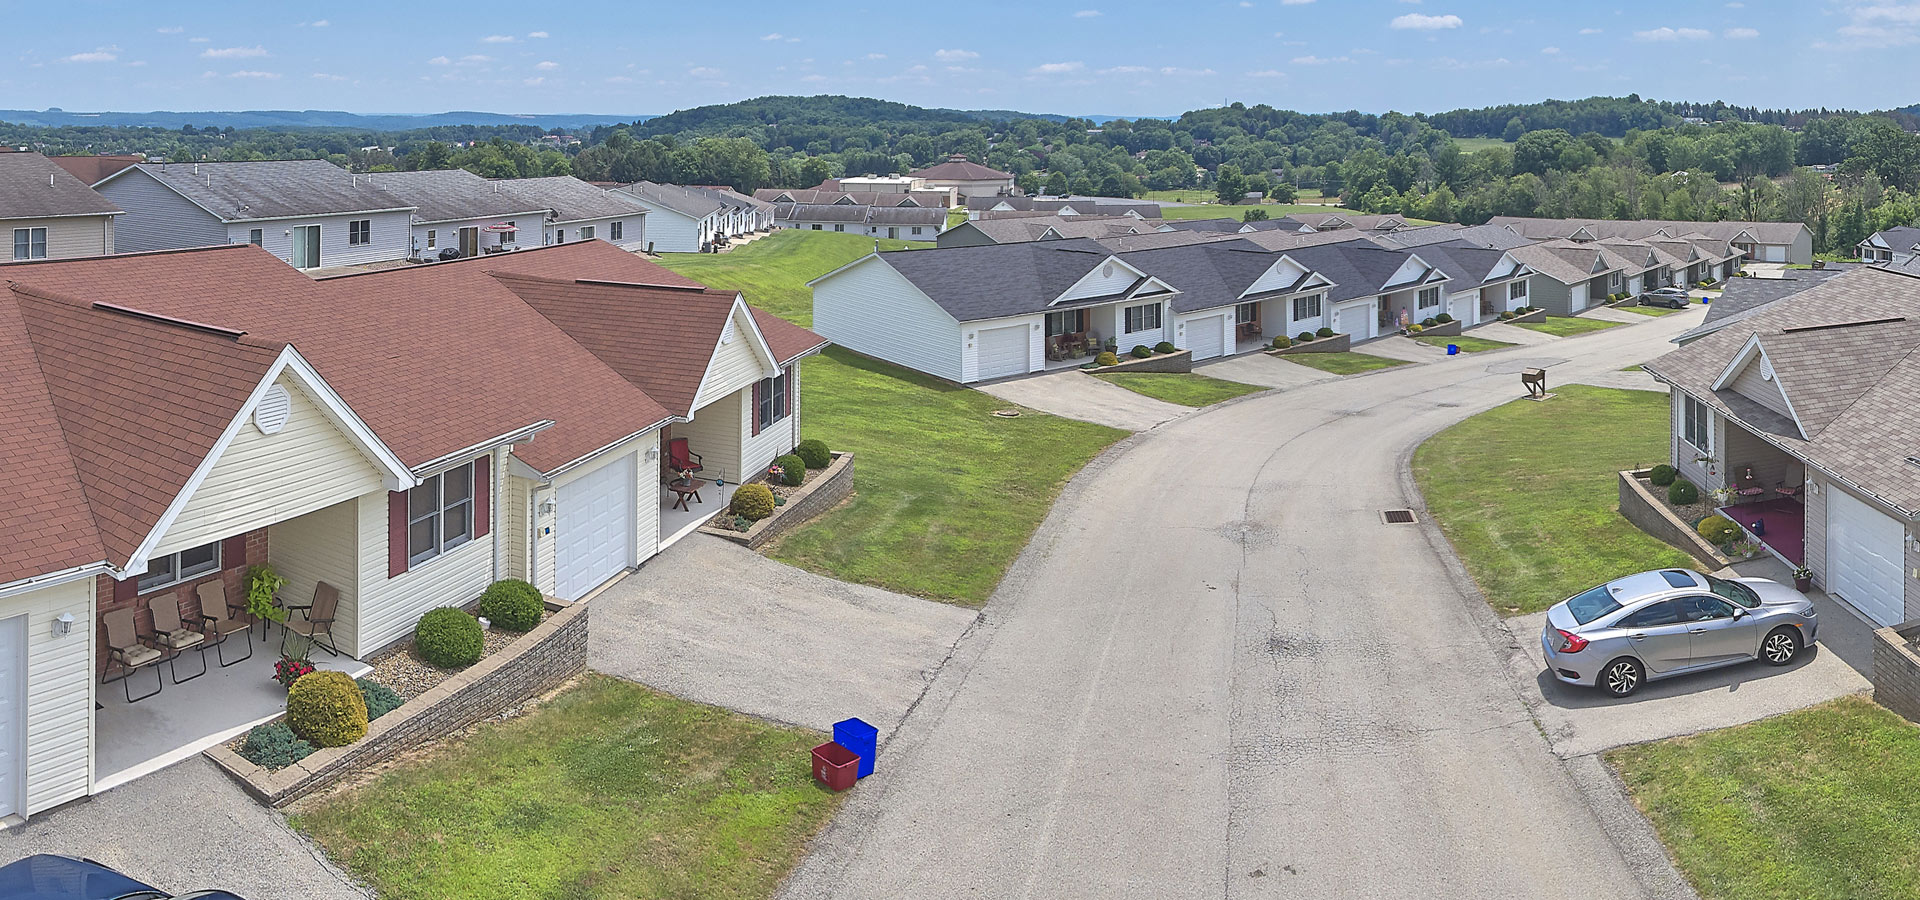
xmin=976 ymin=369 xmax=1191 ymax=431
xmin=589 ymin=537 xmax=978 ymax=734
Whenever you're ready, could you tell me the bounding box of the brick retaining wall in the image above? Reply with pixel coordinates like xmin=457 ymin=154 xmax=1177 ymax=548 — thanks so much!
xmin=701 ymin=451 xmax=855 ymax=550
xmin=1268 ymin=333 xmax=1351 ymax=356
xmin=1617 ymin=469 xmax=1731 ymax=570
xmin=1417 ymin=320 xmax=1462 ymax=337
xmin=1509 ymin=308 xmax=1548 ymax=324
xmin=206 ymin=597 xmax=588 ymax=807
xmin=1085 ymin=349 xmax=1192 ymax=374
xmin=1875 ymin=623 xmax=1920 ymax=722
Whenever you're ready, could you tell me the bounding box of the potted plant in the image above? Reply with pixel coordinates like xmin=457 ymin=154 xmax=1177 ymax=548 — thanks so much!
xmin=1729 ymin=540 xmax=1761 ymax=560
xmin=244 ymin=563 xmax=288 ymax=627
xmin=274 ymin=635 xmax=315 ymax=690
xmin=1792 ymin=565 xmax=1813 ymax=592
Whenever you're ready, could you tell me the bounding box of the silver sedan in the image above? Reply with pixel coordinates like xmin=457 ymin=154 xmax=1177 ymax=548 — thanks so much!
xmin=1541 ymin=568 xmax=1817 ymax=697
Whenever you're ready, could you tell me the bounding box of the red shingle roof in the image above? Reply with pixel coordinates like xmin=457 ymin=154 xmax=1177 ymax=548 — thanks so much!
xmin=749 ymin=307 xmax=829 ymax=364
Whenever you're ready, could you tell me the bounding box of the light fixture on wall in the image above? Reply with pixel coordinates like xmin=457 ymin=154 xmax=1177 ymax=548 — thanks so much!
xmin=645 ymin=446 xmax=659 ymax=461
xmin=53 ymin=612 xmax=74 ymax=637
xmin=540 ymin=498 xmax=556 ymax=516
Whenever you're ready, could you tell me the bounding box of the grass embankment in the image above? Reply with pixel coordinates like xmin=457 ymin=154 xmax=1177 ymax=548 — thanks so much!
xmin=1276 ymin=352 xmax=1410 ymax=375
xmin=1517 ymin=317 xmax=1622 ymax=337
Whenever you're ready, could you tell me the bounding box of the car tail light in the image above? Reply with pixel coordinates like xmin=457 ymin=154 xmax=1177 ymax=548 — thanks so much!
xmin=1554 ymin=629 xmax=1589 ymax=653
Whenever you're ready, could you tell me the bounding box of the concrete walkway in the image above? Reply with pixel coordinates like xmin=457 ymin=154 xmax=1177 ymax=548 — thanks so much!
xmin=587 ymin=538 xmax=977 ymax=734
xmin=1352 ymin=334 xmax=1440 ymax=362
xmin=977 ymin=369 xmax=1191 ymax=431
xmin=1194 ymin=352 xmax=1337 ymax=390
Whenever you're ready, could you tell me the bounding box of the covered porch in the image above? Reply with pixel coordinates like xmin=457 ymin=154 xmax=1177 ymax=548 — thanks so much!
xmin=1715 ymin=427 xmax=1808 ymax=568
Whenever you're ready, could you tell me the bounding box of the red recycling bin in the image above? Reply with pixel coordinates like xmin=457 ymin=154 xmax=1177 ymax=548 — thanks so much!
xmin=812 ymin=741 xmax=861 ymax=792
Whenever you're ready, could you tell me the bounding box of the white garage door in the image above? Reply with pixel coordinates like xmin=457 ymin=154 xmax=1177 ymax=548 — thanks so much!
xmin=1332 ymin=302 xmax=1371 ymax=340
xmin=975 ymin=324 xmax=1031 ymax=381
xmin=1185 ymin=314 xmax=1226 ymax=361
xmin=0 ymin=615 xmax=21 ymax=820
xmin=1763 ymin=245 xmax=1787 ymax=263
xmin=1827 ymin=488 xmax=1906 ymax=626
xmin=555 ymin=456 xmax=635 ymax=600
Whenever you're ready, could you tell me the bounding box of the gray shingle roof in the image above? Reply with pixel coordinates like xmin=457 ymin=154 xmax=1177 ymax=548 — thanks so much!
xmin=1672 ymin=266 xmax=1854 ymax=343
xmin=1372 ymin=237 xmax=1521 ymax=287
xmin=875 ymin=238 xmax=1140 ymax=321
xmin=1487 ymin=216 xmax=1808 ymax=247
xmin=1116 ymin=239 xmax=1308 ymax=313
xmin=113 ymin=160 xmax=412 ymax=221
xmin=361 ymin=168 xmax=547 ymax=225
xmin=611 ymin=180 xmax=725 ymax=218
xmin=495 ymin=176 xmax=650 ymax=224
xmin=775 ymin=203 xmax=946 ymax=226
xmin=1864 ymin=226 xmax=1920 ymax=253
xmin=0 ymin=152 xmax=122 ymax=220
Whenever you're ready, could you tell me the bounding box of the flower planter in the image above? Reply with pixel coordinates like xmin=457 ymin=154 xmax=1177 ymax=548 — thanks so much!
xmin=1268 ymin=333 xmax=1351 ymax=355
xmin=1616 ymin=469 xmax=1732 ymax=569
xmin=1794 ymin=576 xmax=1813 ymax=592
xmin=700 ymin=451 xmax=855 ymax=550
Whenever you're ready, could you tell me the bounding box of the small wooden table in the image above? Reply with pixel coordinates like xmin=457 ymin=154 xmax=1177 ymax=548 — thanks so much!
xmin=667 ymin=479 xmax=706 ymax=511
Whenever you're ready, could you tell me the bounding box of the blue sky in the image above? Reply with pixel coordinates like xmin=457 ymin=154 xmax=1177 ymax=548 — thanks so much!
xmin=4 ymin=2 xmax=1912 ymax=118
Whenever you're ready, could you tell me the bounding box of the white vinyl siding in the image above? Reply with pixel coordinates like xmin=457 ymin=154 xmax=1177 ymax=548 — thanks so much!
xmin=1726 ymin=355 xmax=1794 ymax=422
xmin=0 ymin=216 xmax=114 ymax=261
xmin=1058 ymin=261 xmax=1143 ymax=303
xmin=691 ymin=306 xmax=773 ymax=411
xmin=547 ymin=215 xmax=645 ymax=251
xmin=266 ymin=499 xmax=361 ymax=658
xmin=406 ymin=214 xmax=541 ymax=261
xmin=812 ymin=256 xmax=964 ymax=382
xmin=93 ymin=167 xmax=226 ymax=253
xmin=617 ymin=199 xmax=702 ymax=252
xmin=1288 ymin=293 xmax=1324 ymax=331
xmin=528 ymin=438 xmax=659 ymax=598
xmin=741 ymin=365 xmax=799 ymax=477
xmin=351 ymin=447 xmax=504 ymax=657
xmin=1177 ymin=311 xmax=1231 ymax=360
xmin=153 ymin=377 xmax=388 ymax=556
xmin=227 ymin=210 xmax=410 ymax=269
xmin=1 ymin=577 xmax=93 ymax=817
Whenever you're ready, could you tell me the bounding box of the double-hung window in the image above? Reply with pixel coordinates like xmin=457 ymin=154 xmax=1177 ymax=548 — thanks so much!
xmin=1682 ymin=395 xmax=1711 ymax=453
xmin=1045 ymin=309 xmax=1087 ymax=337
xmin=426 ymin=230 xmax=437 ymax=249
xmin=1292 ymin=294 xmax=1322 ymax=322
xmin=580 ymin=224 xmax=596 ymax=240
xmin=1508 ymin=280 xmax=1528 ymax=300
xmin=1123 ymin=302 xmax=1161 ymax=334
xmin=1417 ymin=287 xmax=1440 ymax=309
xmin=138 ymin=541 xmax=222 ymax=593
xmin=407 ymin=462 xmax=474 ymax=566
xmin=501 ymin=221 xmax=517 ymax=244
xmin=912 ymin=226 xmax=924 ymax=235
xmin=348 ymin=219 xmax=371 ymax=245
xmin=248 ymin=228 xmax=264 ymax=247
xmin=610 ymin=221 xmax=623 ymax=240
xmin=13 ymin=227 xmax=46 ymax=260
xmin=755 ymin=369 xmax=790 ymax=431
xmin=1235 ymin=302 xmax=1258 ymax=325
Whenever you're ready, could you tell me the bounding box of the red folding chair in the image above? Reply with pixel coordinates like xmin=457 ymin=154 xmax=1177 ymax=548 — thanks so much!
xmin=668 ymin=437 xmax=703 ymax=475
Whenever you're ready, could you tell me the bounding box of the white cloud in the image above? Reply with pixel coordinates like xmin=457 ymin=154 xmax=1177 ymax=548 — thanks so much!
xmin=299 ymin=19 xmax=329 ymax=27
xmin=1725 ymin=1 xmax=1743 ymax=6
xmin=156 ymin=26 xmax=183 ymax=34
xmin=1239 ymin=2 xmax=1253 ymax=7
xmin=1246 ymin=69 xmax=1288 ymax=77
xmin=866 ymin=52 xmax=887 ymax=59
xmin=1074 ymin=9 xmax=1101 ymax=16
xmin=1541 ymin=45 xmax=1560 ymax=54
xmin=481 ymin=34 xmax=517 ymax=43
xmin=1098 ymin=65 xmax=1153 ymax=74
xmin=1578 ymin=27 xmax=1602 ymax=34
xmin=312 ymin=72 xmax=347 ymax=81
xmin=688 ymin=66 xmax=724 ymax=77
xmin=201 ymin=45 xmax=268 ymax=58
xmin=934 ymin=48 xmax=978 ymax=61
xmin=1161 ymin=66 xmax=1216 ymax=75
xmin=229 ymin=70 xmax=281 ymax=79
xmin=189 ymin=36 xmax=210 ymax=42
xmin=527 ymin=31 xmax=549 ymax=38
xmin=761 ymin=33 xmax=785 ymax=40
xmin=1390 ymin=12 xmax=1462 ymax=29
xmin=1633 ymin=26 xmax=1712 ymax=41
xmin=1291 ymin=54 xmax=1350 ymax=64
xmin=62 ymin=48 xmax=119 ymax=63
xmin=801 ymin=74 xmax=828 ymax=82
xmin=1031 ymin=61 xmax=1084 ymax=73
xmin=126 ymin=60 xmax=147 ymax=67
xmin=1724 ymin=27 xmax=1759 ymax=38
xmin=428 ymin=56 xmax=451 ymax=65
xmin=1280 ymin=0 xmax=1315 ymax=4
xmin=460 ymin=54 xmax=491 ymax=62
xmin=523 ymin=76 xmax=545 ymax=85
xmin=535 ymin=60 xmax=559 ymax=70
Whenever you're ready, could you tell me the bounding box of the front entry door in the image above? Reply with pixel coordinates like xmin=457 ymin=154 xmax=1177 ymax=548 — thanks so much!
xmin=290 ymin=225 xmax=321 ymax=269
xmin=458 ymin=227 xmax=480 ymax=258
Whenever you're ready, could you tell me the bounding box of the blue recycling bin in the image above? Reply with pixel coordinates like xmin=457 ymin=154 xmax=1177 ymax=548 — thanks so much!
xmin=834 ymin=717 xmax=878 ymax=779
xmin=1446 ymin=344 xmax=1459 ymax=356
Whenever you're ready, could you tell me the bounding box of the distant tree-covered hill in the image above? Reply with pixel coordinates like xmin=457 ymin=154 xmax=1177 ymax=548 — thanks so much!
xmin=0 ymin=108 xmax=645 ymax=132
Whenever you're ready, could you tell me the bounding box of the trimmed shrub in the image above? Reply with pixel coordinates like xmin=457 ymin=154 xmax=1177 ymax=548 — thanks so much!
xmin=477 ymin=578 xmax=543 ymax=632
xmin=1498 ymin=311 xmax=1515 ymax=321
xmin=1407 ymin=323 xmax=1424 ymax=334
xmin=415 ymin=607 xmax=483 ymax=668
xmin=795 ymin=439 xmax=831 ymax=469
xmin=358 ymin=678 xmax=404 ymax=721
xmin=286 ymin=670 xmax=368 ymax=748
xmin=1421 ymin=317 xmax=1437 ymax=327
xmin=1153 ymin=341 xmax=1177 ymax=354
xmin=731 ymin=483 xmax=776 ymax=521
xmin=1297 ymin=331 xmax=1315 ymax=344
xmin=1130 ymin=345 xmax=1152 ymax=359
xmin=1648 ymin=464 xmax=1678 ymax=486
xmin=1696 ymin=515 xmax=1741 ymax=545
xmin=1095 ymin=351 xmax=1119 ymax=367
xmin=1668 ymin=479 xmax=1700 ymax=505
xmin=1435 ymin=313 xmax=1453 ymax=324
xmin=1271 ymin=336 xmax=1292 ymax=350
xmin=239 ymin=721 xmax=313 ymax=770
xmin=774 ymin=453 xmax=807 ymax=487
xmin=1316 ymin=327 xmax=1335 ymax=338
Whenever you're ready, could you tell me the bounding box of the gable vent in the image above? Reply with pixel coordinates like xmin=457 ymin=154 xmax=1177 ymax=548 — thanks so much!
xmin=254 ymin=384 xmax=292 ymax=434
xmin=721 ymin=317 xmax=736 ymax=344
xmin=1760 ymin=358 xmax=1775 ymax=381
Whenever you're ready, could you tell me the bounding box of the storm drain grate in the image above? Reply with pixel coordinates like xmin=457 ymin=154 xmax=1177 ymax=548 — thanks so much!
xmin=1380 ymin=509 xmax=1417 ymax=525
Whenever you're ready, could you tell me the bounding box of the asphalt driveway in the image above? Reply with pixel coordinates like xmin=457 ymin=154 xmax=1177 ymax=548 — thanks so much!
xmin=588 ymin=537 xmax=977 ymax=734
xmin=976 ymin=369 xmax=1190 ymax=431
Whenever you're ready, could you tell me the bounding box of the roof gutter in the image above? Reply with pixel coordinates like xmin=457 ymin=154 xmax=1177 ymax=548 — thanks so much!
xmin=0 ymin=560 xmax=114 ymax=602
xmin=536 ymin=415 xmax=682 ymax=482
xmin=226 ymin=206 xmax=418 ymax=224
xmin=411 ymin=419 xmax=556 ymax=478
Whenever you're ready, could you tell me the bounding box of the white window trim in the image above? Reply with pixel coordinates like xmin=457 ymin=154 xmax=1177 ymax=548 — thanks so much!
xmin=13 ymin=227 xmax=47 ymax=260
xmin=348 ymin=219 xmax=372 ymax=246
xmin=1417 ymin=287 xmax=1441 ymax=309
xmin=1123 ymin=302 xmax=1162 ymax=334
xmin=1291 ymin=293 xmax=1322 ymax=323
xmin=138 ymin=541 xmax=222 ymax=594
xmin=407 ymin=461 xmax=475 ymax=568
xmin=1682 ymin=395 xmax=1711 ymax=454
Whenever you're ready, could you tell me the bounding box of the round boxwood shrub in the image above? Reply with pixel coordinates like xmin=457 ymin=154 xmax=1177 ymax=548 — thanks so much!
xmin=1696 ymin=515 xmax=1741 ymax=545
xmin=477 ymin=578 xmax=543 ymax=632
xmin=1435 ymin=313 xmax=1454 ymax=324
xmin=730 ymin=483 xmax=776 ymax=521
xmin=1407 ymin=323 xmax=1424 ymax=334
xmin=1271 ymin=336 xmax=1292 ymax=350
xmin=1130 ymin=345 xmax=1152 ymax=359
xmin=1095 ymin=351 xmax=1119 ymax=366
xmin=1297 ymin=331 xmax=1315 ymax=344
xmin=286 ymin=670 xmax=368 ymax=748
xmin=1668 ymin=478 xmax=1700 ymax=505
xmin=239 ymin=721 xmax=313 ymax=770
xmin=774 ymin=453 xmax=807 ymax=487
xmin=415 ymin=607 xmax=483 ymax=668
xmin=1647 ymin=464 xmax=1678 ymax=486
xmin=1498 ymin=311 xmax=1515 ymax=321
xmin=1315 ymin=327 xmax=1335 ymax=338
xmin=358 ymin=677 xmax=404 ymax=721
xmin=1421 ymin=317 xmax=1437 ymax=327
xmin=795 ymin=439 xmax=831 ymax=469
xmin=1153 ymin=341 xmax=1177 ymax=354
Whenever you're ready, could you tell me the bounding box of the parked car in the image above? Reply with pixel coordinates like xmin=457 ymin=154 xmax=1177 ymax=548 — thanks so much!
xmin=0 ymin=855 xmax=247 ymax=900
xmin=1540 ymin=568 xmax=1817 ymax=697
xmin=1639 ymin=286 xmax=1692 ymax=309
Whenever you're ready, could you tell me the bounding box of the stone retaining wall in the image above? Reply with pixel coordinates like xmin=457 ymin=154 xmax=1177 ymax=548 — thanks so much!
xmin=700 ymin=451 xmax=855 ymax=550
xmin=207 ymin=597 xmax=588 ymax=807
xmin=1617 ymin=469 xmax=1731 ymax=570
xmin=1084 ymin=349 xmax=1192 ymax=374
xmin=1268 ymin=333 xmax=1351 ymax=356
xmin=1876 ymin=623 xmax=1920 ymax=721
xmin=1509 ymin=308 xmax=1548 ymax=324
xmin=1415 ymin=320 xmax=1462 ymax=337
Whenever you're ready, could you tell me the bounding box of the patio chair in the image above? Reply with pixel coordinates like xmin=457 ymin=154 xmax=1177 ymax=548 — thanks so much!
xmin=1732 ymin=466 xmax=1767 ymax=499
xmin=1776 ymin=469 xmax=1803 ymax=499
xmin=101 ymin=607 xmax=164 ymax=703
xmin=282 ymin=582 xmax=342 ymax=657
xmin=197 ymin=581 xmax=253 ymax=668
xmin=149 ymin=595 xmax=207 ymax=684
xmin=667 ymin=437 xmax=703 ymax=476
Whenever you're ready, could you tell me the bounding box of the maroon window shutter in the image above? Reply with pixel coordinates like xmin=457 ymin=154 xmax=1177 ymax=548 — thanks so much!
xmin=223 ymin=534 xmax=248 ymax=569
xmin=112 ymin=575 xmax=136 ymax=604
xmin=783 ymin=366 xmax=793 ymax=421
xmin=388 ymin=490 xmax=410 ymax=578
xmin=750 ymin=379 xmax=763 ymax=437
xmin=473 ymin=455 xmax=492 ymax=538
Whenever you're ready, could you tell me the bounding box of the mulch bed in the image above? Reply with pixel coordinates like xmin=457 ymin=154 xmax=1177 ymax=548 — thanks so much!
xmin=363 ymin=609 xmax=552 ymax=700
xmin=704 ymin=470 xmax=821 ymax=532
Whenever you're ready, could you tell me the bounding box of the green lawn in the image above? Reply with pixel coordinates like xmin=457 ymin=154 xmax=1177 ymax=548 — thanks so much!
xmin=1609 ymin=696 xmax=1920 ymax=900
xmin=1411 ymin=385 xmax=1692 ymax=615
xmin=1092 ymin=372 xmax=1266 ymax=407
xmin=1516 ymin=316 xmax=1623 ymax=337
xmin=659 ymin=233 xmax=1125 ymax=605
xmin=1412 ymin=335 xmax=1516 ymax=353
xmin=293 ymin=675 xmax=842 ymax=900
xmin=1276 ymin=352 xmax=1411 ymax=374
xmin=1622 ymin=364 xmax=1645 ymax=372
xmin=1623 ymin=304 xmax=1678 ymax=317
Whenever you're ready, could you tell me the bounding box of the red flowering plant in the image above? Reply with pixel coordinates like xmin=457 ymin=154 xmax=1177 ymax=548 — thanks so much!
xmin=767 ymin=463 xmax=786 ymax=483
xmin=274 ymin=635 xmax=315 ymax=689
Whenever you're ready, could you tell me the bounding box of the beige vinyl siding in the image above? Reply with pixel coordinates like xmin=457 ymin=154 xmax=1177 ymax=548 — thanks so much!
xmin=502 ymin=474 xmax=534 ymax=583
xmin=267 ymin=499 xmax=361 ymax=654
xmin=741 ymin=365 xmax=799 ymax=477
xmin=1719 ymin=426 xmax=1794 ymax=496
xmin=1 ymin=215 xmax=115 ymax=261
xmin=350 ymin=447 xmax=503 ymax=657
xmin=2 ymin=577 xmax=94 ymax=815
xmin=1804 ymin=476 xmax=1828 ymax=588
xmin=813 ymin=256 xmax=964 ymax=382
xmin=676 ymin=390 xmax=742 ymax=483
xmin=1726 ymin=356 xmax=1795 ymax=424
xmin=691 ymin=306 xmax=773 ymax=411
xmin=1670 ymin=391 xmax=1716 ymax=493
xmin=631 ymin=434 xmax=662 ymax=564
xmin=155 ymin=377 xmax=387 ymax=557
xmin=532 ymin=481 xmax=558 ymax=596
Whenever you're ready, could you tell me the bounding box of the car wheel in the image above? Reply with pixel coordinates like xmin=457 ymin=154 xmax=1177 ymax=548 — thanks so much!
xmin=1601 ymin=657 xmax=1643 ymax=697
xmin=1760 ymin=627 xmax=1801 ymax=666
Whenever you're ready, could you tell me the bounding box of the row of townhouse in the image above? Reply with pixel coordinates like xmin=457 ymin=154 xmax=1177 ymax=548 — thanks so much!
xmin=772 ymin=202 xmax=950 ymax=240
xmin=0 ymin=240 xmax=825 ymax=821
xmin=608 ymin=181 xmax=774 ymax=253
xmin=0 ymin=151 xmax=123 ymax=262
xmin=1858 ymin=226 xmax=1920 ymax=265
